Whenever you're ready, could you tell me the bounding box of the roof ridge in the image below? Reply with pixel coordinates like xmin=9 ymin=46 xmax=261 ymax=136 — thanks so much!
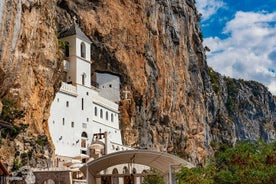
xmin=59 ymin=23 xmax=91 ymax=43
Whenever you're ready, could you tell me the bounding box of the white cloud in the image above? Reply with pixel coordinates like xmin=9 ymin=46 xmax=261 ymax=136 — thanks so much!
xmin=195 ymin=0 xmax=225 ymax=20
xmin=268 ymin=81 xmax=276 ymax=95
xmin=204 ymin=11 xmax=276 ymax=94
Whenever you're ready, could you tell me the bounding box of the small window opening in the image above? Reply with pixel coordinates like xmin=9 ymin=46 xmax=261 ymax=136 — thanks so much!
xmin=94 ymin=107 xmax=97 ymax=116
xmin=65 ymin=41 xmax=70 ymax=57
xmin=81 ymin=42 xmax=86 ymax=58
xmin=106 ymin=111 xmax=108 ymax=120
xmin=100 ymin=109 xmax=103 ymax=118
xmin=111 ymin=114 xmax=114 ymax=122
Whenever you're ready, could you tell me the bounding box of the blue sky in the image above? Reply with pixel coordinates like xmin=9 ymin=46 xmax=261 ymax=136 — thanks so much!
xmin=195 ymin=0 xmax=276 ymax=94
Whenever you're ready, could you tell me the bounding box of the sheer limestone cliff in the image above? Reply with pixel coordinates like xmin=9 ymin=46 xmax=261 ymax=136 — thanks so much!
xmin=207 ymin=68 xmax=276 ymax=146
xmin=0 ymin=0 xmax=275 ymax=169
xmin=0 ymin=0 xmax=61 ymax=168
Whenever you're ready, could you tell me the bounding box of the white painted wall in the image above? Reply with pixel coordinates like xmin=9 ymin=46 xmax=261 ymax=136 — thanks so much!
xmin=49 ymin=84 xmax=121 ymax=157
xmin=96 ymin=73 xmax=121 ymax=102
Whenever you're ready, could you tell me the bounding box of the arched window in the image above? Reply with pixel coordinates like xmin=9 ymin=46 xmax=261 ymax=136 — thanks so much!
xmin=94 ymin=107 xmax=97 ymax=116
xmin=112 ymin=168 xmax=119 ymax=184
xmin=65 ymin=41 xmax=69 ymax=57
xmin=81 ymin=42 xmax=86 ymax=58
xmin=81 ymin=132 xmax=88 ymax=148
xmin=112 ymin=168 xmax=118 ymax=174
xmin=123 ymin=166 xmax=129 ymax=174
xmin=100 ymin=109 xmax=103 ymax=118
xmin=81 ymin=132 xmax=88 ymax=138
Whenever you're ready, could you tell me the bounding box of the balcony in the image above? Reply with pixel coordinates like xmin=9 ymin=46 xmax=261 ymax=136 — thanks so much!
xmin=60 ymin=82 xmax=77 ymax=96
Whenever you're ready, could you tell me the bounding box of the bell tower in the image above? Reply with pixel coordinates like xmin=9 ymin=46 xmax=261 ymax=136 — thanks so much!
xmin=59 ymin=24 xmax=92 ymax=87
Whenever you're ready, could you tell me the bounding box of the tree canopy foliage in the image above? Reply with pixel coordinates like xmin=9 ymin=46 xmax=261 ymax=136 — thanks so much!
xmin=176 ymin=141 xmax=276 ymax=184
xmin=142 ymin=169 xmax=166 ymax=184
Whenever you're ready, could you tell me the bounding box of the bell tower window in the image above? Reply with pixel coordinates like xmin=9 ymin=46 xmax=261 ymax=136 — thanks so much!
xmin=65 ymin=41 xmax=69 ymax=57
xmin=81 ymin=42 xmax=86 ymax=58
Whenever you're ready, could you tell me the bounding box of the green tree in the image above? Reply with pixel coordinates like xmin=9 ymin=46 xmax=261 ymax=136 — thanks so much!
xmin=176 ymin=141 xmax=276 ymax=184
xmin=142 ymin=170 xmax=166 ymax=184
xmin=176 ymin=164 xmax=215 ymax=184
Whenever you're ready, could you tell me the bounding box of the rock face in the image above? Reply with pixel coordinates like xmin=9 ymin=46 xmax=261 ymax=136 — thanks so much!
xmin=0 ymin=0 xmax=275 ymax=168
xmin=207 ymin=68 xmax=276 ymax=146
xmin=0 ymin=0 xmax=61 ymax=167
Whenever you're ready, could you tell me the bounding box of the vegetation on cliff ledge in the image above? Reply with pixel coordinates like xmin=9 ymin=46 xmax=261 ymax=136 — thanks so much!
xmin=176 ymin=141 xmax=276 ymax=184
xmin=208 ymin=67 xmax=220 ymax=94
xmin=0 ymin=98 xmax=27 ymax=140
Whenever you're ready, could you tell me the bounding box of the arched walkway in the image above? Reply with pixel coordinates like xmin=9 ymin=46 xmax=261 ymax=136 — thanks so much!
xmin=80 ymin=150 xmax=194 ymax=184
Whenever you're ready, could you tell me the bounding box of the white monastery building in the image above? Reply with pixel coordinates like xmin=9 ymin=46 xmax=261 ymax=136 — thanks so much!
xmin=48 ymin=24 xmax=130 ymax=161
xmin=47 ymin=24 xmax=150 ymax=184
